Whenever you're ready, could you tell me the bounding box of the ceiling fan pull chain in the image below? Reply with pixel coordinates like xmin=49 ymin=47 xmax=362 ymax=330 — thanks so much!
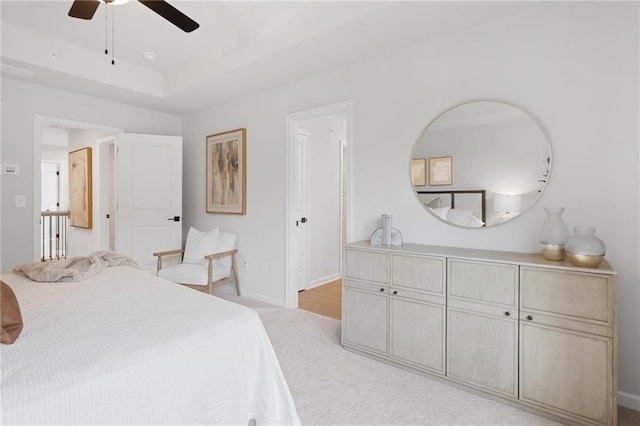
xmin=104 ymin=4 xmax=108 ymax=55
xmin=111 ymin=5 xmax=115 ymax=65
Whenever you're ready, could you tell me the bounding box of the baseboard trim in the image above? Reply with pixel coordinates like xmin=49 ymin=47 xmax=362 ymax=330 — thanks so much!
xmin=308 ymin=273 xmax=341 ymax=290
xmin=619 ymin=390 xmax=640 ymax=411
xmin=240 ymin=288 xmax=285 ymax=308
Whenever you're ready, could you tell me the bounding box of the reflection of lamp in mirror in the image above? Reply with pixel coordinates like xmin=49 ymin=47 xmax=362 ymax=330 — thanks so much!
xmin=493 ymin=194 xmax=522 ymax=221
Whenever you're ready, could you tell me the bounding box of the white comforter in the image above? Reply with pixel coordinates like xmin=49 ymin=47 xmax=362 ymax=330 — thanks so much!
xmin=1 ymin=266 xmax=300 ymax=425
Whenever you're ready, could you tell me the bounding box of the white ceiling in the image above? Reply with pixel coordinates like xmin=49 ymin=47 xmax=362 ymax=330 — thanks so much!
xmin=1 ymin=1 xmax=534 ymax=115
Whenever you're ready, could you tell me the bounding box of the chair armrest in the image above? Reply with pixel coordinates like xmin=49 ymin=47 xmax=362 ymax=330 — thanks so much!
xmin=153 ymin=248 xmax=185 ymax=275
xmin=204 ymin=249 xmax=238 ymax=261
xmin=153 ymin=248 xmax=184 ymax=258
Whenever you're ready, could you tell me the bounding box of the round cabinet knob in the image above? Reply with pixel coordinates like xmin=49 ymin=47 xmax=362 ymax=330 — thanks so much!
xmin=380 ymin=288 xmax=385 ymax=292
xmin=527 ymin=315 xmax=533 ymax=321
xmin=504 ymin=311 xmax=511 ymax=317
xmin=393 ymin=290 xmax=398 ymax=295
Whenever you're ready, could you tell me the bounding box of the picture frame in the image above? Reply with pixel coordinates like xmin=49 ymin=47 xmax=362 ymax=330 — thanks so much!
xmin=206 ymin=128 xmax=246 ymax=214
xmin=411 ymin=158 xmax=427 ymax=186
xmin=429 ymin=156 xmax=453 ymax=186
xmin=69 ymin=147 xmax=93 ymax=228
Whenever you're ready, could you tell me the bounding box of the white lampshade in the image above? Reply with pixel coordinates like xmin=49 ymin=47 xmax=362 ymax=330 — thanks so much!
xmin=493 ymin=194 xmax=522 ymax=213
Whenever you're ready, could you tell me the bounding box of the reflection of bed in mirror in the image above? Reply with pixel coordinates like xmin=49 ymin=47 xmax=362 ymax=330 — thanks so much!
xmin=417 ymin=190 xmax=486 ymax=227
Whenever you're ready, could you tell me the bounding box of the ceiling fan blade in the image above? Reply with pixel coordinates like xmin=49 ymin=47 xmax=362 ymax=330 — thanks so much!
xmin=68 ymin=0 xmax=101 ymax=20
xmin=138 ymin=0 xmax=199 ymax=33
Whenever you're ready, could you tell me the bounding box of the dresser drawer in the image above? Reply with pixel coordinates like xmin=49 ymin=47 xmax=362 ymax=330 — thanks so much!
xmin=448 ymin=259 xmax=518 ymax=308
xmin=391 ymin=254 xmax=445 ymax=295
xmin=344 ymin=249 xmax=388 ymax=284
xmin=520 ymin=267 xmax=613 ymax=327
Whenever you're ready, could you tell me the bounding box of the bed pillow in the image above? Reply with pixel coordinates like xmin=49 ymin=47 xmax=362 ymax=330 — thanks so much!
xmin=183 ymin=227 xmax=220 ymax=265
xmin=429 ymin=206 xmax=450 ymax=220
xmin=425 ymin=197 xmax=441 ymax=209
xmin=447 ymin=208 xmax=485 ymax=228
xmin=1 ymin=280 xmax=23 ymax=344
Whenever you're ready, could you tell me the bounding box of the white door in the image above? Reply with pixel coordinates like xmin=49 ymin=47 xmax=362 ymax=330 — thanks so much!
xmin=116 ymin=133 xmax=182 ymax=271
xmin=294 ymin=131 xmax=309 ymax=291
xmin=41 ymin=161 xmax=60 ymax=210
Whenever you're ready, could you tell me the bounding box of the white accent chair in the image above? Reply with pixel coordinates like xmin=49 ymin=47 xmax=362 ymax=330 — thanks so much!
xmin=153 ymin=227 xmax=240 ymax=295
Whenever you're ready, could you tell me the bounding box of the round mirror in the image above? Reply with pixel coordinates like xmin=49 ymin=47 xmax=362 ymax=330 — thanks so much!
xmin=411 ymin=101 xmax=551 ymax=228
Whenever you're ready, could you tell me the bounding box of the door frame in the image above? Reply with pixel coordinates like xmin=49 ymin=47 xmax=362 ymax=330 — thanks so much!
xmin=97 ymin=136 xmax=118 ymax=251
xmin=32 ymin=115 xmax=121 ymax=261
xmin=284 ymin=100 xmax=353 ymax=309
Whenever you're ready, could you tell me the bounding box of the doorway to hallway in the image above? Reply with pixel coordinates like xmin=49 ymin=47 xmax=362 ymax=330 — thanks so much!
xmin=298 ymin=278 xmax=342 ymax=320
xmin=285 ymin=101 xmax=352 ymax=309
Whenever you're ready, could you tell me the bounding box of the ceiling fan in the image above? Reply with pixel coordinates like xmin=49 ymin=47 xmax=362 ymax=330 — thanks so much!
xmin=68 ymin=0 xmax=199 ymax=33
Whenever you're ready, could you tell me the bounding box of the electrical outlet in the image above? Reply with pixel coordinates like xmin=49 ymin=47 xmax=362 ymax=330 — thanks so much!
xmin=243 ymin=260 xmax=249 ymax=269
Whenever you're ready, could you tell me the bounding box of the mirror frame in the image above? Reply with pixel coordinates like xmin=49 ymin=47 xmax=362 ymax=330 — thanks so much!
xmin=411 ymin=100 xmax=552 ymax=229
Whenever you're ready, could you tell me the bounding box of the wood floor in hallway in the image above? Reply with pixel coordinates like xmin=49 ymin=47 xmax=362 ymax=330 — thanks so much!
xmin=298 ymin=279 xmax=342 ymax=321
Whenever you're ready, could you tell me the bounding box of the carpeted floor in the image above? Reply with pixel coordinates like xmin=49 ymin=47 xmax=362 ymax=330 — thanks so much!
xmin=213 ymin=286 xmax=640 ymax=426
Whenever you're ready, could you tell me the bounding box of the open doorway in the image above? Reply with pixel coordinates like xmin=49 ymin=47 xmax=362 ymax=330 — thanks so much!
xmin=285 ymin=101 xmax=352 ymax=314
xmin=33 ymin=116 xmax=121 ymax=262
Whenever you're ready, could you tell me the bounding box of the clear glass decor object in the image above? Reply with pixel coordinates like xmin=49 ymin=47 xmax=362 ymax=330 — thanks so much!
xmin=539 ymin=207 xmax=570 ymax=260
xmin=565 ymin=226 xmax=606 ymax=268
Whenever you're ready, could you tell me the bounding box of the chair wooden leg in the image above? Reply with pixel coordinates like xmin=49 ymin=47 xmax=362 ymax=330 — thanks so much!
xmin=207 ymin=259 xmax=214 ymax=294
xmin=231 ymin=254 xmax=241 ymax=296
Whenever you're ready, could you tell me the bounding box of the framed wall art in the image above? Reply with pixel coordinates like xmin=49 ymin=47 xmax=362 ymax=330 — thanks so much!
xmin=69 ymin=147 xmax=93 ymax=228
xmin=411 ymin=158 xmax=427 ymax=186
xmin=206 ymin=128 xmax=246 ymax=214
xmin=429 ymin=156 xmax=453 ymax=186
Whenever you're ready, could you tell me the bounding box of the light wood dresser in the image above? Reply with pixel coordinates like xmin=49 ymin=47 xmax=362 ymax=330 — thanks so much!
xmin=342 ymin=241 xmax=617 ymax=426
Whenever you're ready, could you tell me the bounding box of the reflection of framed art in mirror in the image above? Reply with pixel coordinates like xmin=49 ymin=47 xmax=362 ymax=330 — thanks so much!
xmin=411 ymin=158 xmax=426 ymax=186
xmin=429 ymin=156 xmax=452 ymax=185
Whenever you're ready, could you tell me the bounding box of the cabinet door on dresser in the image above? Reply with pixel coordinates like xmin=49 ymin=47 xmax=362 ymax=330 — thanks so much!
xmin=342 ymin=248 xmax=390 ymax=354
xmin=520 ymin=323 xmax=613 ymax=425
xmin=446 ymin=259 xmax=519 ymax=398
xmin=389 ymin=253 xmax=446 ymax=374
xmin=390 ymin=295 xmax=445 ymax=374
xmin=519 ymin=267 xmax=615 ymax=425
xmin=342 ymin=280 xmax=389 ymax=355
xmin=344 ymin=249 xmax=388 ymax=284
xmin=391 ymin=253 xmax=445 ymax=295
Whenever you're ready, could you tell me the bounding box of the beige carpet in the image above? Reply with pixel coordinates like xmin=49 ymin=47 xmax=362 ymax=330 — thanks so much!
xmin=213 ymin=286 xmax=640 ymax=425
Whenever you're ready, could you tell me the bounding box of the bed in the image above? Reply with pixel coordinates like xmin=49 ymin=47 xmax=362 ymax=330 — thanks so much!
xmin=1 ymin=264 xmax=300 ymax=425
xmin=417 ymin=189 xmax=486 ymax=227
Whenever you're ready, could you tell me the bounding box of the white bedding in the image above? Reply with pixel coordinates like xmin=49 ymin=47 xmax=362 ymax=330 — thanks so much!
xmin=0 ymin=266 xmax=300 ymax=425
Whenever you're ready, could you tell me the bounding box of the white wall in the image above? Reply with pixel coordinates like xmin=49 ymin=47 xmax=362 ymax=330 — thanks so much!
xmin=0 ymin=79 xmax=182 ymax=271
xmin=182 ymin=3 xmax=639 ymax=405
xmin=300 ymin=116 xmax=344 ymax=288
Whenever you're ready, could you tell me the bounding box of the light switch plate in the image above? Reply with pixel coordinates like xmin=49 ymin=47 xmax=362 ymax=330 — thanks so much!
xmin=15 ymin=195 xmax=26 ymax=208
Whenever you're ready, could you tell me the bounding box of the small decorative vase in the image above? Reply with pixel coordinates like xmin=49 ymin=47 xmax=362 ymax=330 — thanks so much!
xmin=565 ymin=227 xmax=606 ymax=268
xmin=539 ymin=207 xmax=570 ymax=261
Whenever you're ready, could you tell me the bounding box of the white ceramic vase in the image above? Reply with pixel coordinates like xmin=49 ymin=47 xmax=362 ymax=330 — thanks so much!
xmin=565 ymin=226 xmax=606 ymax=268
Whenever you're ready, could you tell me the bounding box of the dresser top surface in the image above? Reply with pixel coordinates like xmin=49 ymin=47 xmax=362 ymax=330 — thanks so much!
xmin=345 ymin=241 xmax=616 ymax=275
